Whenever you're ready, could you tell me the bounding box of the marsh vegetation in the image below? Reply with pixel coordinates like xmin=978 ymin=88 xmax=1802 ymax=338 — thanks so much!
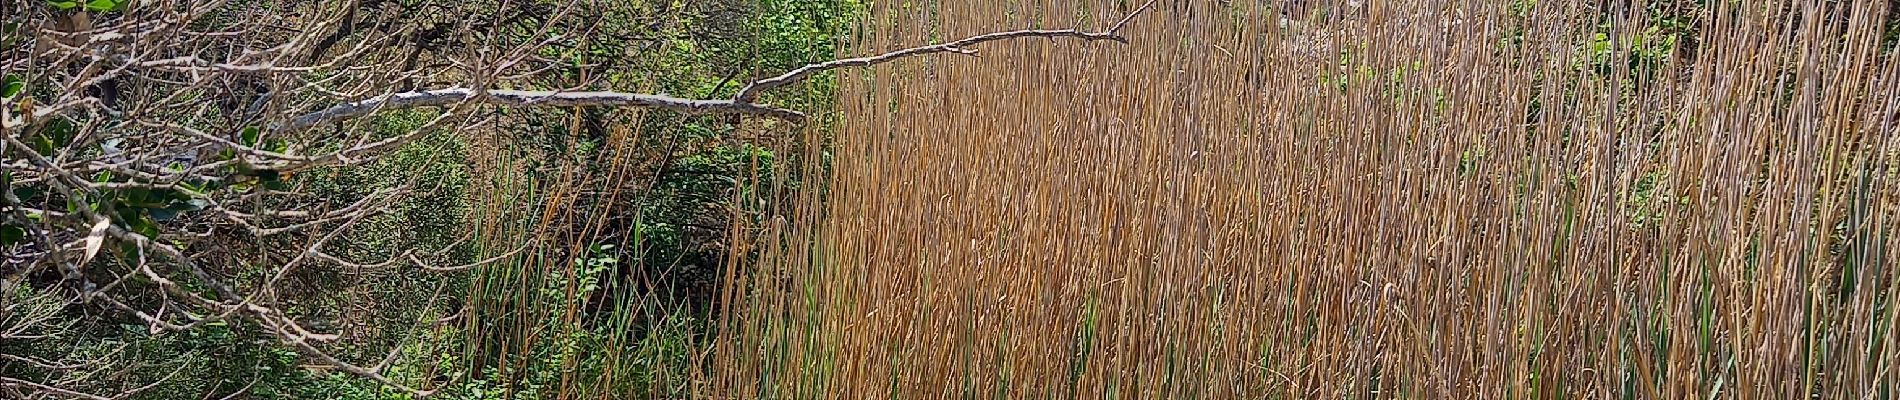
xmin=3 ymin=0 xmax=1898 ymax=398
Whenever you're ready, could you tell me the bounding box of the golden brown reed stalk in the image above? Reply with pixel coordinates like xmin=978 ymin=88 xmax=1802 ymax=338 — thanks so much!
xmin=715 ymin=0 xmax=1900 ymax=398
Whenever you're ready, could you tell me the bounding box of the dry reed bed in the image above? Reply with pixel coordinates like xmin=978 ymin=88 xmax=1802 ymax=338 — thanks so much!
xmin=715 ymin=0 xmax=1900 ymax=398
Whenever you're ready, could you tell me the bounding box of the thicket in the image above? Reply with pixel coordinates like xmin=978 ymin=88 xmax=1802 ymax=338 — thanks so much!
xmin=2 ymin=0 xmax=867 ymax=398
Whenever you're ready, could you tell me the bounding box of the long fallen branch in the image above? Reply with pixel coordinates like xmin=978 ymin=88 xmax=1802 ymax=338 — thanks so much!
xmin=277 ymin=0 xmax=1157 ymax=133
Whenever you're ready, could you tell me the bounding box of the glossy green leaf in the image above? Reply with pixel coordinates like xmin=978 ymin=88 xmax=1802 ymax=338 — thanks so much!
xmin=83 ymin=0 xmax=120 ymax=12
xmin=149 ymin=207 xmax=180 ymax=222
xmin=148 ymin=197 xmax=200 ymax=221
xmin=1 ymin=75 xmax=21 ymax=98
xmin=241 ymin=126 xmax=260 ymax=146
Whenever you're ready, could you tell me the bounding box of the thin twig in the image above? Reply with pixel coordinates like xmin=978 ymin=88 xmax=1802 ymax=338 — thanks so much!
xmin=734 ymin=1 xmax=1157 ymax=103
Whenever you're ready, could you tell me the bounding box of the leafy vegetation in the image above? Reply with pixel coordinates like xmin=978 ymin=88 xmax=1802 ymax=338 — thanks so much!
xmin=3 ymin=0 xmax=865 ymax=397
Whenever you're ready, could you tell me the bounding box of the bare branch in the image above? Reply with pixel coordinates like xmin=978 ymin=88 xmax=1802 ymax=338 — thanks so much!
xmin=277 ymin=3 xmax=1158 ymax=132
xmin=277 ymin=88 xmax=808 ymax=133
xmin=0 ymin=376 xmax=113 ymax=400
xmin=734 ymin=1 xmax=1157 ymax=102
xmin=1109 ymin=0 xmax=1159 ymax=34
xmin=411 ymin=242 xmax=529 ymax=272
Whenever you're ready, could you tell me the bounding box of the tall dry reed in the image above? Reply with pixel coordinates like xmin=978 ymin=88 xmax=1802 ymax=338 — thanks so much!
xmin=714 ymin=0 xmax=1900 ymax=398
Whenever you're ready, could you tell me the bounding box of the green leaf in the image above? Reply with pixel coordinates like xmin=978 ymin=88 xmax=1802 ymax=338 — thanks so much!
xmin=32 ymin=136 xmax=56 ymax=155
xmin=149 ymin=207 xmax=181 ymax=222
xmin=47 ymin=0 xmax=78 ymax=10
xmin=150 ymin=197 xmax=203 ymax=221
xmin=0 ymin=225 xmax=24 ymax=246
xmin=1 ymin=75 xmax=21 ymax=98
xmin=160 ymin=189 xmax=190 ymax=202
xmin=124 ymin=188 xmax=174 ymax=209
xmin=129 ymin=215 xmax=160 ymax=238
xmin=14 ymin=185 xmax=42 ymax=201
xmin=116 ymin=206 xmax=141 ymax=223
xmin=83 ymin=0 xmax=120 ymax=12
xmin=240 ymin=126 xmax=260 ymax=146
xmin=36 ymin=117 xmax=77 ymax=153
